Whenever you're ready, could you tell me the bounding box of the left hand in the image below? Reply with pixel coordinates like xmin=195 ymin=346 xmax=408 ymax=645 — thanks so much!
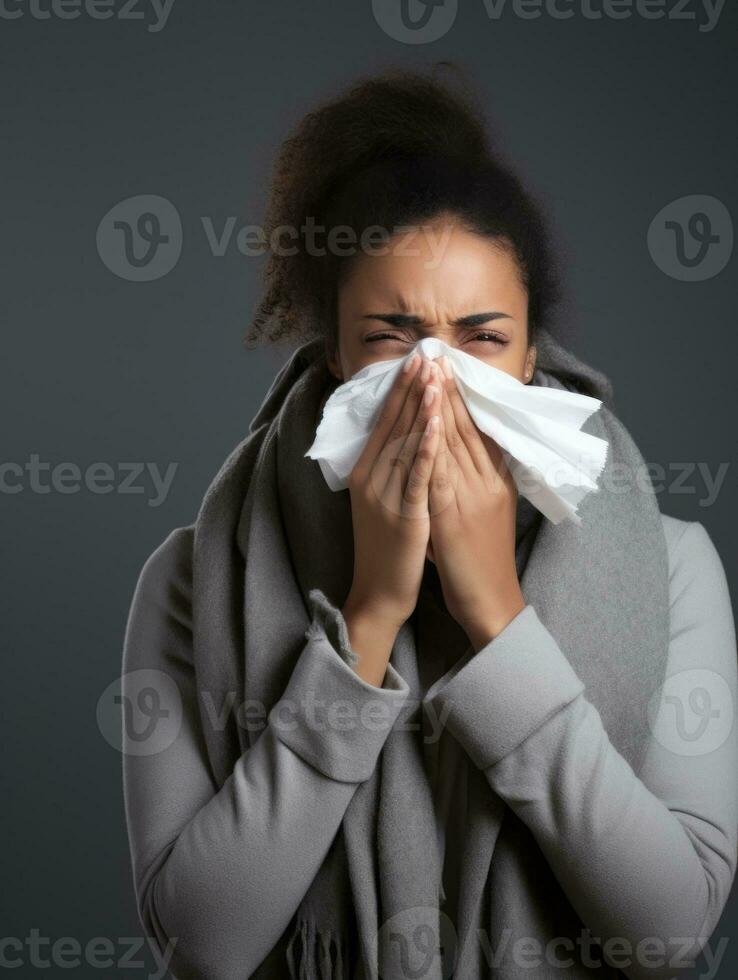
xmin=427 ymin=355 xmax=526 ymax=651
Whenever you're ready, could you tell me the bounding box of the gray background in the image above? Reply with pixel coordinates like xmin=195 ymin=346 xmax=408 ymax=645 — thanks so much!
xmin=1 ymin=1 xmax=736 ymax=976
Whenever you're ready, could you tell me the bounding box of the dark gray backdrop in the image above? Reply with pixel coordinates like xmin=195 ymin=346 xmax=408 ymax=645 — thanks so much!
xmin=1 ymin=1 xmax=736 ymax=977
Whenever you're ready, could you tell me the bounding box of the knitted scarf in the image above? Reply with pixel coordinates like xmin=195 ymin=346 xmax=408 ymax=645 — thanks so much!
xmin=190 ymin=328 xmax=670 ymax=980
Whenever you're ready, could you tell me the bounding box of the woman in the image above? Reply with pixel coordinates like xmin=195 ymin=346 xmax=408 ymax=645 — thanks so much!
xmin=122 ymin=69 xmax=738 ymax=980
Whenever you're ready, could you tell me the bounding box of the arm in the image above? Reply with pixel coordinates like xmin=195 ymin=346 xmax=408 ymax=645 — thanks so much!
xmin=422 ymin=520 xmax=738 ymax=980
xmin=122 ymin=528 xmax=410 ymax=980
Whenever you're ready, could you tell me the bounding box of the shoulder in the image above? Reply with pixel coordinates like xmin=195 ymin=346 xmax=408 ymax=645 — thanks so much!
xmin=659 ymin=512 xmax=734 ymax=642
xmin=660 ymin=512 xmax=728 ymax=594
xmin=128 ymin=525 xmax=195 ymax=631
xmin=123 ymin=527 xmax=197 ymax=679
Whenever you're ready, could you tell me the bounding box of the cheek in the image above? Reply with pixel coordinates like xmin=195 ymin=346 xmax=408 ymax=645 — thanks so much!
xmin=333 ymin=327 xmax=372 ymax=380
xmin=343 ymin=354 xmax=372 ymax=380
xmin=494 ymin=344 xmax=530 ymax=383
xmin=473 ymin=356 xmax=524 ymax=384
xmin=328 ymin=339 xmax=360 ymax=382
xmin=337 ymin=341 xmax=401 ymax=381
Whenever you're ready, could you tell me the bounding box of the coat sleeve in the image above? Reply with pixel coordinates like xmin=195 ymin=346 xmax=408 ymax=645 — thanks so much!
xmin=121 ymin=527 xmax=410 ymax=980
xmin=421 ymin=519 xmax=738 ymax=980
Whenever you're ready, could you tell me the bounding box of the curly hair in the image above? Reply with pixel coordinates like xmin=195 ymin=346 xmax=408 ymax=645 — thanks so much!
xmin=245 ymin=64 xmax=561 ymax=352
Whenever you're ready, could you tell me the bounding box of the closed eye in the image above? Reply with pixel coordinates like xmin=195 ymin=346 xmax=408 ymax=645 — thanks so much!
xmin=365 ymin=332 xmax=408 ymax=343
xmin=465 ymin=331 xmax=509 ymax=346
xmin=365 ymin=330 xmax=510 ymax=347
xmin=361 ymin=306 xmax=514 ymax=350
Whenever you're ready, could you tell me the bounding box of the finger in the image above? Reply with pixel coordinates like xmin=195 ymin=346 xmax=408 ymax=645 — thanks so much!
xmin=378 ymin=356 xmax=439 ymax=469
xmin=373 ymin=357 xmax=438 ymax=499
xmin=354 ymin=350 xmax=422 ymax=477
xmin=478 ymin=430 xmax=514 ymax=489
xmin=440 ymin=355 xmax=513 ymax=490
xmin=452 ymin=395 xmax=501 ymax=480
xmin=441 ymin=377 xmax=509 ymax=497
xmin=437 ymin=355 xmax=492 ymax=477
xmin=383 ymin=370 xmax=442 ymax=504
xmin=436 ymin=371 xmax=476 ymax=481
xmin=428 ymin=411 xmax=456 ymax=518
xmin=401 ymin=413 xmax=441 ymax=520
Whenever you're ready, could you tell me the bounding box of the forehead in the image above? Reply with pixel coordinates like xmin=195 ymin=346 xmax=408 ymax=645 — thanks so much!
xmin=341 ymin=222 xmax=524 ymax=308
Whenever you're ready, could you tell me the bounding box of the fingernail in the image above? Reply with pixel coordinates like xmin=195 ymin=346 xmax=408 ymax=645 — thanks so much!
xmin=424 ymin=416 xmax=439 ymax=438
xmin=439 ymin=355 xmax=453 ymax=379
xmin=423 ymin=384 xmax=438 ymax=407
xmin=403 ymin=351 xmax=419 ymax=374
xmin=420 ymin=358 xmax=431 ymax=383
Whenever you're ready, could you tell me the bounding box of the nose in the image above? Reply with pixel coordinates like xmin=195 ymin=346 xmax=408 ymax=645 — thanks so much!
xmin=414 ymin=336 xmax=448 ymax=360
xmin=412 ymin=337 xmax=454 ymax=382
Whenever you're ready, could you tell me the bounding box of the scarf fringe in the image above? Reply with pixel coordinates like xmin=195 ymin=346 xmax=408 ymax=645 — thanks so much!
xmin=286 ymin=916 xmax=350 ymax=980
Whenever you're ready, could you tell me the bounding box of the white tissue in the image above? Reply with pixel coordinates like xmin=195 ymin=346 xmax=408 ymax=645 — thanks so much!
xmin=305 ymin=336 xmax=609 ymax=525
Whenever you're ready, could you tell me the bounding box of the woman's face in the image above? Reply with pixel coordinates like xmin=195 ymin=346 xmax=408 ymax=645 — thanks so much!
xmin=327 ymin=216 xmax=536 ymax=383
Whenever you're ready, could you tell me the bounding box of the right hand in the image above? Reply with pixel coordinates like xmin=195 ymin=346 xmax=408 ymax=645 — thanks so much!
xmin=344 ymin=352 xmax=443 ymax=634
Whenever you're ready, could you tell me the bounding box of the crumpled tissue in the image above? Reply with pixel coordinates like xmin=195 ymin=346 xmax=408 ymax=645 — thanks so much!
xmin=305 ymin=336 xmax=609 ymax=525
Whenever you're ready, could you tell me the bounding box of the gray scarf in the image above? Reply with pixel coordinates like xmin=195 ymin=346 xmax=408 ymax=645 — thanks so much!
xmin=190 ymin=328 xmax=670 ymax=980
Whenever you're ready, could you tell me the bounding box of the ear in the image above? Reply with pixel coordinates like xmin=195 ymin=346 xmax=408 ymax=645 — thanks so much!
xmin=525 ymin=344 xmax=537 ymax=382
xmin=326 ymin=344 xmax=344 ymax=382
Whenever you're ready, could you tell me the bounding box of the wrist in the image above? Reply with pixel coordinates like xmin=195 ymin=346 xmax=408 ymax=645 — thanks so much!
xmin=343 ymin=589 xmax=408 ymax=636
xmin=341 ymin=594 xmax=403 ymax=687
xmin=461 ymin=587 xmax=526 ymax=653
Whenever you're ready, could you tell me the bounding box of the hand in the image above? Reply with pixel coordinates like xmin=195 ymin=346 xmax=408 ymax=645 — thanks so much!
xmin=343 ymin=354 xmax=443 ymax=683
xmin=428 ymin=355 xmax=526 ymax=651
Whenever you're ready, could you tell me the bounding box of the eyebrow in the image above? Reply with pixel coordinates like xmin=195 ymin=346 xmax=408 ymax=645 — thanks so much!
xmin=360 ymin=311 xmax=512 ymax=328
